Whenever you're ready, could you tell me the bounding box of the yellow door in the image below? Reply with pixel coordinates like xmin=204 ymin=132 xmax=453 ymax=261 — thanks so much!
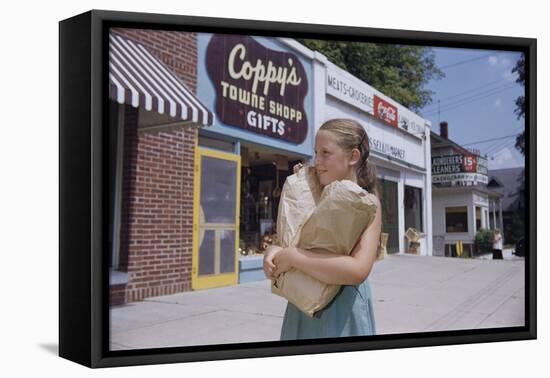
xmin=192 ymin=147 xmax=241 ymax=290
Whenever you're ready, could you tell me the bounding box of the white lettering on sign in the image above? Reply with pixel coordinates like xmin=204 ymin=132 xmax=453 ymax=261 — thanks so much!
xmin=220 ymin=81 xmax=265 ymax=111
xmin=432 ymin=155 xmax=463 ymax=166
xmin=327 ymin=74 xmax=374 ymax=110
xmin=326 ymin=71 xmax=375 ymax=114
xmin=268 ymin=100 xmax=303 ymax=123
xmin=377 ymin=101 xmax=397 ymax=123
xmin=432 ymin=164 xmax=461 ymax=174
xmin=369 ymin=137 xmax=406 ymax=160
xmin=228 ymin=43 xmax=302 ymax=97
xmin=246 ymin=110 xmax=285 ymax=136
xmin=432 ymin=173 xmax=489 ymax=185
xmin=220 ymin=80 xmax=303 ymax=122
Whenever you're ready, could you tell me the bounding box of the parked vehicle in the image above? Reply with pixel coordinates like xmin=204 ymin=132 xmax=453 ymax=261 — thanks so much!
xmin=514 ymin=237 xmax=525 ymax=257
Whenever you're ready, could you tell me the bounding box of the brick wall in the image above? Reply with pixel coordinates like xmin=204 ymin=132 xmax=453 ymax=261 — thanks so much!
xmin=110 ymin=284 xmax=127 ymax=306
xmin=112 ymin=28 xmax=198 ymax=304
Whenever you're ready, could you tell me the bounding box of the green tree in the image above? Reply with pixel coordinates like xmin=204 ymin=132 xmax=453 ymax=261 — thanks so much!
xmin=297 ymin=39 xmax=444 ymax=112
xmin=475 ymin=228 xmax=494 ymax=255
xmin=510 ymin=55 xmax=526 ymax=248
xmin=512 ymin=54 xmax=525 ymax=155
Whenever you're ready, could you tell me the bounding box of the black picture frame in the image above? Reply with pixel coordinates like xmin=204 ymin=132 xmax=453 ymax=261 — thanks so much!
xmin=59 ymin=9 xmax=536 ymax=368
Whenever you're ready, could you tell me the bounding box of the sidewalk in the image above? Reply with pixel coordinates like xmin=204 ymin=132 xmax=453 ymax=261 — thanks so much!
xmin=110 ymin=254 xmax=525 ymax=350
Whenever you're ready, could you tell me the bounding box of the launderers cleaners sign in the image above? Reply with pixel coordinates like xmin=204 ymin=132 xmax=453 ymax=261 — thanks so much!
xmin=206 ymin=34 xmax=309 ymax=144
xmin=432 ymin=154 xmax=489 ymax=185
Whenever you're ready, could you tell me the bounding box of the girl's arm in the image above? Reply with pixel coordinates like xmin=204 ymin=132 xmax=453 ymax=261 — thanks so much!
xmin=273 ymin=196 xmax=382 ymax=286
xmin=263 ymin=244 xmax=283 ymax=280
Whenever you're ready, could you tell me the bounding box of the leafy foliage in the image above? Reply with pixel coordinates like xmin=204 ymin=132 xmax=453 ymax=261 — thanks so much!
xmin=297 ymin=39 xmax=444 ymax=112
xmin=512 ymin=55 xmax=525 ymax=155
xmin=475 ymin=228 xmax=494 ymax=254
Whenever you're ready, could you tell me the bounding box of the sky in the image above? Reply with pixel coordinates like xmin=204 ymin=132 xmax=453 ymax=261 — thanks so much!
xmin=418 ymin=47 xmax=525 ymax=170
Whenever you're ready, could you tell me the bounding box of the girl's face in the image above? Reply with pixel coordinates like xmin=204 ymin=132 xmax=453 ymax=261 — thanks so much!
xmin=314 ymin=130 xmax=359 ymax=186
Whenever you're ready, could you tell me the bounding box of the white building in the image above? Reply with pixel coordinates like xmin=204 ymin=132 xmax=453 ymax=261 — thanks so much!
xmin=430 ymin=123 xmax=503 ymax=256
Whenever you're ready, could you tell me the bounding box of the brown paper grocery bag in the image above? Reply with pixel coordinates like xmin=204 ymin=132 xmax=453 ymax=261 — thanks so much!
xmin=271 ymin=166 xmax=378 ymax=318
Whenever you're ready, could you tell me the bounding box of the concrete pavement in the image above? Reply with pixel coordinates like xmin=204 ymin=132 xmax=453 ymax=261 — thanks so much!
xmin=110 ymin=252 xmax=525 ymax=350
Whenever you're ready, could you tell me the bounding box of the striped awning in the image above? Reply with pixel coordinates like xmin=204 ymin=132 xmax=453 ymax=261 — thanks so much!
xmin=109 ymin=32 xmax=213 ymax=127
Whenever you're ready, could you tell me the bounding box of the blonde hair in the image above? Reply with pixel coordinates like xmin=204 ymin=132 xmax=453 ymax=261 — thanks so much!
xmin=319 ymin=118 xmax=380 ymax=198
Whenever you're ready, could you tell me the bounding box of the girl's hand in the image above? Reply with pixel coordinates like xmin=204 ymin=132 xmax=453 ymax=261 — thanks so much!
xmin=263 ymin=245 xmax=282 ymax=280
xmin=273 ymin=248 xmax=295 ymax=277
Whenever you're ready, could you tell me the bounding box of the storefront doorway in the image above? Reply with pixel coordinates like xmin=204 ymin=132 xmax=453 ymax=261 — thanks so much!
xmin=192 ymin=147 xmax=241 ymax=290
xmin=379 ymin=178 xmax=399 ymax=254
xmin=239 ymin=144 xmax=303 ymax=256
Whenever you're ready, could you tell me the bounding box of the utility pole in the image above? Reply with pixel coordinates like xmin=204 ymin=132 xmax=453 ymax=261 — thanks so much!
xmin=438 ymin=99 xmax=441 ymax=126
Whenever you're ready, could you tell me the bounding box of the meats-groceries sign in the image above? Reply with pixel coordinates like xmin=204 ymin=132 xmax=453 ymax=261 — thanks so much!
xmin=206 ymin=34 xmax=309 ymax=144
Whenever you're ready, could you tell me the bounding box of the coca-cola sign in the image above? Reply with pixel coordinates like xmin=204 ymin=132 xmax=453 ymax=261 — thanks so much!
xmin=374 ymin=95 xmax=398 ymax=127
xmin=205 ymin=34 xmax=309 ymax=144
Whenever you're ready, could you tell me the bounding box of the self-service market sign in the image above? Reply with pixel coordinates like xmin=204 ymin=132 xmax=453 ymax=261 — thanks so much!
xmin=205 ymin=34 xmax=309 ymax=144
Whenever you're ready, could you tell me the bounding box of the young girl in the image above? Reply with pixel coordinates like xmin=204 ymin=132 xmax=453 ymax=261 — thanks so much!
xmin=263 ymin=118 xmax=382 ymax=340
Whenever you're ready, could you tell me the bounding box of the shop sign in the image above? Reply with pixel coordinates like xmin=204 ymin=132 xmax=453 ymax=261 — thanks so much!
xmin=205 ymin=34 xmax=309 ymax=144
xmin=374 ymin=95 xmax=398 ymax=127
xmin=432 ymin=154 xmax=489 ymax=184
xmin=369 ymin=137 xmax=406 ymax=160
xmin=326 ymin=70 xmax=374 ymax=114
xmin=398 ymin=107 xmax=425 ymax=139
xmin=432 ymin=173 xmax=489 ymax=185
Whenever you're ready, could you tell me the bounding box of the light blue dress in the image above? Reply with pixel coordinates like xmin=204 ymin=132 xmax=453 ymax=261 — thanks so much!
xmin=280 ymin=278 xmax=376 ymax=340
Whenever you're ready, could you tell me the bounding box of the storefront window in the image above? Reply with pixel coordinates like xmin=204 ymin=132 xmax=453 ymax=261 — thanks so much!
xmin=239 ymin=162 xmax=286 ymax=255
xmin=405 ymin=186 xmax=423 ymax=232
xmin=445 ymin=206 xmax=468 ymax=233
xmin=109 ymin=102 xmax=117 ymax=269
xmin=109 ymin=101 xmax=123 ymax=270
xmin=476 ymin=206 xmax=482 ymax=231
xmin=238 ymin=151 xmax=301 ymax=255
